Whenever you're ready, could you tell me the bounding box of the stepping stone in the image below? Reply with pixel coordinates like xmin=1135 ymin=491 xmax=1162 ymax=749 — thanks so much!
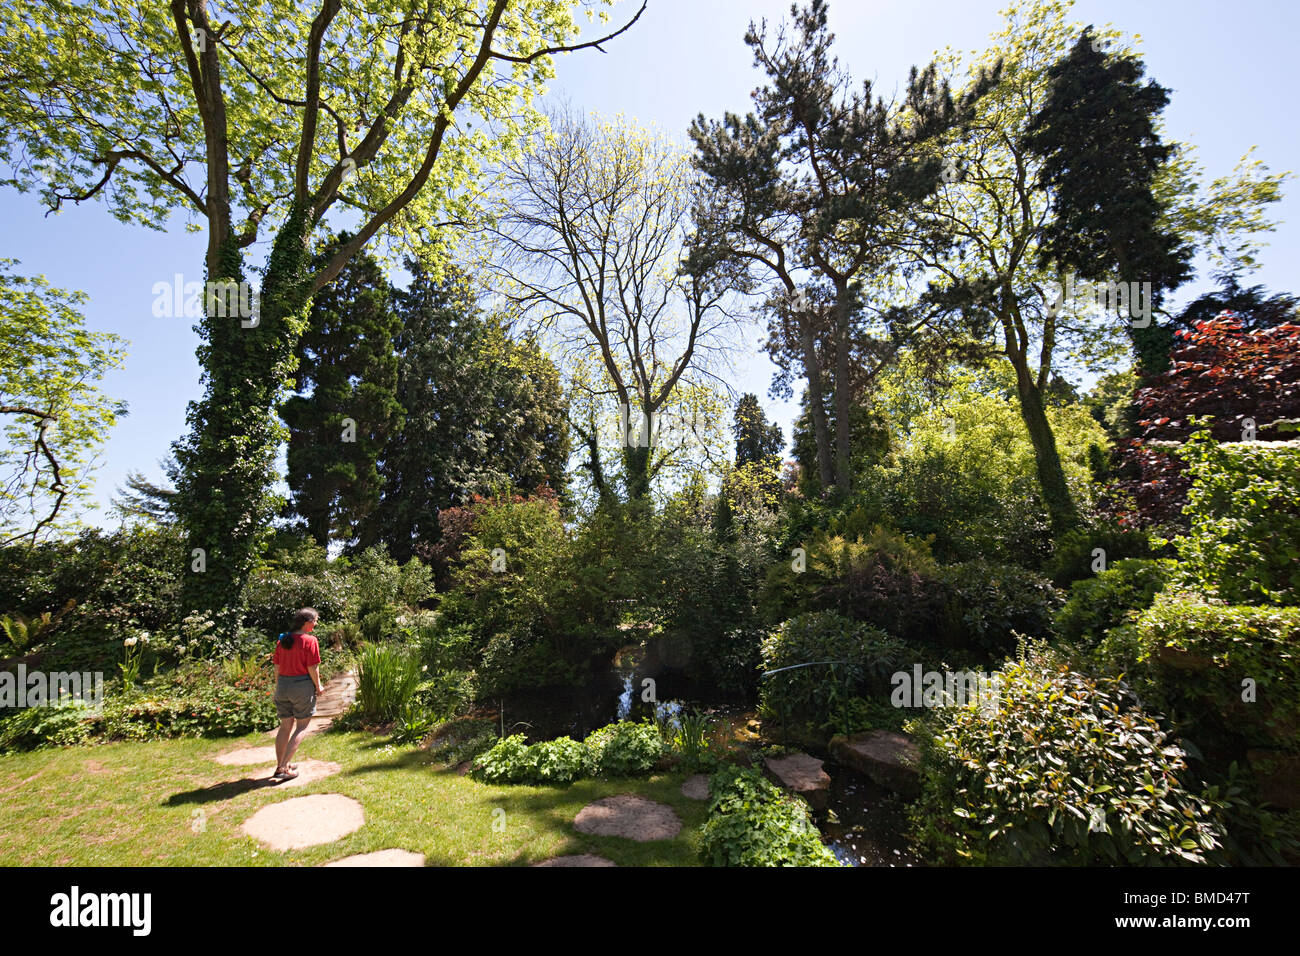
xmin=573 ymin=794 xmax=681 ymax=842
xmin=533 ymin=854 xmax=616 ymax=867
xmin=763 ymin=752 xmax=831 ymax=811
xmin=829 ymin=730 xmax=920 ymax=798
xmin=324 ymin=849 xmax=425 ymax=867
xmin=240 ymin=793 xmax=364 ymax=851
xmin=681 ymin=774 xmax=709 ymax=801
xmin=248 ymin=759 xmax=341 ymax=789
xmin=214 ymin=746 xmax=279 ymax=765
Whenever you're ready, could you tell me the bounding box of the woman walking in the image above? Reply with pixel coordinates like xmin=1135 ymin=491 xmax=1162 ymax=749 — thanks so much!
xmin=272 ymin=608 xmax=325 ymax=781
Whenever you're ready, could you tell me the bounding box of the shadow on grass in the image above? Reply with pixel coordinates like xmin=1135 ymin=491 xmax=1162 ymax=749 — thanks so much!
xmin=163 ymin=773 xmax=292 ymax=806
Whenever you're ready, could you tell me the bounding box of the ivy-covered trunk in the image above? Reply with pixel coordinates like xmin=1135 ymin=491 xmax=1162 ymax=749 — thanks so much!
xmin=173 ymin=206 xmax=316 ymax=634
xmin=1011 ymin=362 xmax=1079 ymax=536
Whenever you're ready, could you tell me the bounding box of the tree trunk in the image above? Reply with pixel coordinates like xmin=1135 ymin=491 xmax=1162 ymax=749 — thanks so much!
xmin=176 ymin=206 xmax=316 ymax=631
xmin=832 ymin=291 xmax=852 ymax=496
xmin=800 ymin=320 xmax=836 ymax=494
xmin=1010 ymin=359 xmax=1079 ymax=535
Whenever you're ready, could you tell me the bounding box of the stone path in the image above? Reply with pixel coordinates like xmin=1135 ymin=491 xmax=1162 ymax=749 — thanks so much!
xmin=208 ymin=670 xmax=425 ymax=862
xmin=681 ymin=774 xmax=709 ymax=801
xmin=240 ymin=793 xmax=365 ymax=851
xmin=324 ymin=849 xmax=425 ymax=867
xmin=764 ymin=752 xmax=831 ymax=811
xmin=573 ymin=794 xmax=681 ymax=842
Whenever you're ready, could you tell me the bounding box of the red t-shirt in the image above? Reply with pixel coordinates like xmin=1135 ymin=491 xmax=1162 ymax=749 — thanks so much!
xmin=274 ymin=633 xmax=321 ymax=676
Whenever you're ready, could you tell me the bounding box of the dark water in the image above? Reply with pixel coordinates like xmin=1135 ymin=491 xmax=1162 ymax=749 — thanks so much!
xmin=819 ymin=765 xmax=921 ymax=867
xmin=495 ymin=642 xmax=918 ymax=867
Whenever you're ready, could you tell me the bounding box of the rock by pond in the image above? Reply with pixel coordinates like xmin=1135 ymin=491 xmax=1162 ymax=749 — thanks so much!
xmin=829 ymin=730 xmax=920 ymax=799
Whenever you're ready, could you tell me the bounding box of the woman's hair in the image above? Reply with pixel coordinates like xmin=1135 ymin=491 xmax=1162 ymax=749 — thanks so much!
xmin=280 ymin=608 xmax=320 ymax=649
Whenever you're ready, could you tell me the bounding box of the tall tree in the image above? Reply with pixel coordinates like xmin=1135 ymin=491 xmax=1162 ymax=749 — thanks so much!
xmin=0 ymin=260 xmax=127 ymax=544
xmin=484 ymin=106 xmax=741 ymax=501
xmin=917 ymin=0 xmax=1288 ymax=535
xmin=732 ymin=393 xmax=783 ymax=466
xmin=363 ymin=262 xmax=570 ymax=561
xmin=0 ymin=0 xmax=644 ymax=630
xmin=1023 ymin=27 xmax=1193 ymax=375
xmin=689 ymin=0 xmax=998 ymax=498
xmin=279 ymin=237 xmax=402 ymax=547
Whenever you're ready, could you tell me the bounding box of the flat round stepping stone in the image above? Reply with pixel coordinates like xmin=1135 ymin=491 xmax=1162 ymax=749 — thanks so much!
xmin=214 ymin=746 xmax=279 ymax=765
xmin=240 ymin=793 xmax=364 ymax=851
xmin=681 ymin=774 xmax=709 ymax=801
xmin=250 ymin=759 xmax=341 ymax=789
xmin=533 ymin=854 xmax=616 ymax=867
xmin=573 ymin=794 xmax=681 ymax=842
xmin=324 ymin=849 xmax=424 ymax=867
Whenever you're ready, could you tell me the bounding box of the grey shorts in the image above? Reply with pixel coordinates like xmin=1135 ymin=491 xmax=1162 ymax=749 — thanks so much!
xmin=275 ymin=675 xmax=318 ymax=720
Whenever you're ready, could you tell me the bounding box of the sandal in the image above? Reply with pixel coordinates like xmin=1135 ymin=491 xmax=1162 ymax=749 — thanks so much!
xmin=275 ymin=767 xmax=299 ymax=781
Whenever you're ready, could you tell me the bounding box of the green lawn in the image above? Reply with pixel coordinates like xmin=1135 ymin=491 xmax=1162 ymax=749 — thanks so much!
xmin=0 ymin=729 xmax=709 ymax=866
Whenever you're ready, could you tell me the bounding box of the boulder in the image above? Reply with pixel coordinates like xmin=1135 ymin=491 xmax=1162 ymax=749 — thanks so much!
xmin=830 ymin=730 xmax=920 ymax=798
xmin=763 ymin=752 xmax=831 ymax=811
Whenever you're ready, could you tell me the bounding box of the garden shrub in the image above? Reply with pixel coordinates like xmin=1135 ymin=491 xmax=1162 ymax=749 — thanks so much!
xmin=758 ymin=611 xmax=915 ymax=736
xmin=910 ymin=642 xmax=1227 ymax=865
xmin=698 ymin=764 xmax=841 ymax=867
xmin=1045 ymin=523 xmax=1152 ymax=587
xmin=241 ymin=540 xmax=351 ymax=636
xmin=0 ymin=699 xmax=94 ymax=752
xmin=1172 ymin=432 xmax=1300 ymax=606
xmin=0 ymin=526 xmax=187 ymax=670
xmin=932 ymin=559 xmax=1062 ymax=658
xmin=583 ymin=719 xmax=664 ymax=776
xmin=1097 ymin=593 xmax=1300 ymax=755
xmin=470 ymin=733 xmax=591 ymax=785
xmin=1055 ymin=558 xmax=1174 ymax=648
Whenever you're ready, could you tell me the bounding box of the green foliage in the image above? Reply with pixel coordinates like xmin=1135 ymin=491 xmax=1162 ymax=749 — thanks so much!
xmin=650 ymin=491 xmax=774 ymax=696
xmin=1055 ymin=558 xmax=1173 ymax=647
xmin=1045 ymin=523 xmax=1153 ymax=587
xmin=0 ymin=526 xmax=187 ymax=671
xmin=665 ymin=709 xmax=715 ymax=772
xmin=910 ymin=642 xmax=1226 ymax=865
xmin=932 ymin=559 xmax=1062 ymax=658
xmin=860 ymin=364 xmax=1113 ymax=565
xmin=1173 ymin=432 xmax=1300 ymax=606
xmin=0 ymin=260 xmax=127 ymax=542
xmin=364 ymin=264 xmax=570 ymax=560
xmin=355 ymin=643 xmax=422 ymax=725
xmin=759 ymin=612 xmax=915 ymax=736
xmin=698 ymin=764 xmax=842 ymax=867
xmin=470 ymin=733 xmax=591 ymax=786
xmin=0 ymin=700 xmax=94 ymax=753
xmin=583 ymin=720 xmax=665 ymax=777
xmin=1097 ymin=593 xmax=1300 ymax=753
xmin=280 ymin=239 xmax=403 ymax=546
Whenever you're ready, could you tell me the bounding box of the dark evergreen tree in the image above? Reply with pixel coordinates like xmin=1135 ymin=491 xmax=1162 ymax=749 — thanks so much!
xmin=1024 ymin=28 xmax=1194 ymax=374
xmin=279 ymin=238 xmax=403 ymax=547
xmin=732 ymin=393 xmax=784 ymax=466
xmin=363 ymin=263 xmax=570 ymax=561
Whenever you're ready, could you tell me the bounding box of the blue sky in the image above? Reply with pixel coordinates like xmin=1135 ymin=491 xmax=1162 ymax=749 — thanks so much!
xmin=1 ymin=0 xmax=1295 ymax=529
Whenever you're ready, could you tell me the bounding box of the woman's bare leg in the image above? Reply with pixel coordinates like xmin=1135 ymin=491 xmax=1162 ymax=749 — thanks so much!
xmin=275 ymin=717 xmax=295 ymax=772
xmin=282 ymin=717 xmax=313 ymax=769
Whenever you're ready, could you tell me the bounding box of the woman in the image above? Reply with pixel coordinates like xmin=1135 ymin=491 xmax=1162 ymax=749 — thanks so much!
xmin=272 ymin=608 xmax=325 ymax=781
